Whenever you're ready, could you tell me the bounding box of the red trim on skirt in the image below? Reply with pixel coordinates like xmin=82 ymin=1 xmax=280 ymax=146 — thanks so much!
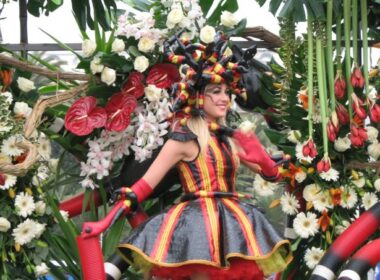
xmin=150 ymin=258 xmax=264 ymax=280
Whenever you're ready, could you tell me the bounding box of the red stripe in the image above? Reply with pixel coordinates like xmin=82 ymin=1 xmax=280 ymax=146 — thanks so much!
xmin=178 ymin=162 xmax=198 ymax=192
xmin=205 ymin=147 xmax=218 ymax=191
xmin=199 ymin=199 xmax=217 ymax=262
xmin=332 ymin=211 xmax=380 ymax=258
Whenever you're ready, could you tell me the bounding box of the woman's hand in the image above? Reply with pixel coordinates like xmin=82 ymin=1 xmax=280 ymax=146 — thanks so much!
xmin=233 ymin=130 xmax=279 ymax=179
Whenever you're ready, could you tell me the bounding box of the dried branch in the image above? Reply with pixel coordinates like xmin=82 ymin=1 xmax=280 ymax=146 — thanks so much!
xmin=0 ymin=140 xmax=38 ymax=176
xmin=0 ymin=53 xmax=90 ymax=81
xmin=24 ymin=82 xmax=89 ymax=138
xmin=242 ymin=26 xmax=283 ymax=48
xmin=346 ymin=160 xmax=380 ymax=174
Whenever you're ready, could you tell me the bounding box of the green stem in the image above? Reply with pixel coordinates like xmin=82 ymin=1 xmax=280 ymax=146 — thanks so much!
xmin=322 ymin=48 xmax=329 ymax=118
xmin=307 ymin=17 xmax=314 ymax=138
xmin=344 ymin=0 xmax=353 ymax=122
xmin=335 ymin=10 xmax=342 ymax=67
xmin=316 ymin=36 xmax=329 ymax=155
xmin=352 ymin=0 xmax=358 ymax=64
xmin=326 ymin=0 xmax=335 ymax=111
xmin=361 ymin=0 xmax=370 ymax=94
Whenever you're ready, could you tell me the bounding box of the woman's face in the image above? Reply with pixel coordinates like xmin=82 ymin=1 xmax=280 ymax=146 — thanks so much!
xmin=203 ymin=83 xmax=230 ymax=122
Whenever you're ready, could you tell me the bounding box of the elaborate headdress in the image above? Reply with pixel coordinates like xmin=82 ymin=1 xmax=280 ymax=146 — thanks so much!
xmin=164 ymin=30 xmax=257 ymax=131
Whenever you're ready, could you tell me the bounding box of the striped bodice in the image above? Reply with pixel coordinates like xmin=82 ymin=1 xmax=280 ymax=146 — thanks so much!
xmin=176 ymin=135 xmax=238 ymax=193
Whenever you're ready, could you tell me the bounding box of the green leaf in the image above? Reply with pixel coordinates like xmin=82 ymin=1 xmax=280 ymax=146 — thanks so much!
xmin=199 ymin=0 xmax=214 ymax=15
xmin=71 ymin=0 xmax=87 ymax=31
xmin=264 ymin=127 xmax=286 ymax=145
xmin=93 ymin=0 xmax=111 ymax=31
xmin=278 ymin=0 xmax=296 ymax=19
xmin=26 ymin=0 xmax=43 ymax=17
xmin=102 ymin=218 xmax=125 ymax=258
xmin=269 ymin=0 xmax=283 ymax=15
xmin=223 ymin=18 xmax=247 ymax=37
xmin=40 ymin=29 xmax=82 ymax=59
xmin=38 ymin=84 xmax=68 ymax=94
xmin=305 ymin=0 xmax=326 ymax=21
xmin=128 ymin=45 xmax=142 ymax=58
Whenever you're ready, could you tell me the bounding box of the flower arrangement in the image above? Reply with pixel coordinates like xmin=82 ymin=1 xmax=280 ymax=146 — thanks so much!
xmin=61 ymin=0 xmax=246 ymax=189
xmin=252 ymin=1 xmax=380 ymax=277
xmin=0 ymin=69 xmax=58 ymax=278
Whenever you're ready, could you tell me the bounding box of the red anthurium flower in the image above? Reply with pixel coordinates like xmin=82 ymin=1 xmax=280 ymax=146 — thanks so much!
xmin=334 ymin=71 xmax=346 ymax=99
xmin=350 ymin=66 xmax=365 ymax=89
xmin=64 ymin=96 xmax=107 ymax=136
xmin=369 ymin=104 xmax=380 ymax=123
xmin=351 ymin=93 xmax=367 ymax=119
xmin=122 ymin=72 xmax=145 ymax=99
xmin=302 ymin=139 xmax=318 ymax=158
xmin=350 ymin=125 xmax=368 ymax=148
xmin=316 ymin=157 xmax=331 ymax=173
xmin=105 ymin=92 xmax=137 ymax=131
xmin=318 ymin=211 xmax=331 ymax=232
xmin=0 ymin=172 xmax=5 ymax=186
xmin=336 ymin=103 xmax=350 ymax=125
xmin=146 ymin=63 xmax=180 ymax=89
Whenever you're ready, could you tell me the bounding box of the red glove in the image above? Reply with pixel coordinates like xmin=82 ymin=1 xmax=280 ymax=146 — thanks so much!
xmin=233 ymin=130 xmax=279 ymax=179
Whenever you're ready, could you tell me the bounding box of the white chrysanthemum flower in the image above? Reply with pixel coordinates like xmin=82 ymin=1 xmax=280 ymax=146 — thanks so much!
xmin=0 ymin=173 xmax=17 ymax=190
xmin=312 ymin=191 xmax=333 ymax=213
xmin=287 ymin=130 xmax=301 ymax=144
xmin=13 ymin=102 xmax=32 ymax=118
xmin=334 ymin=136 xmax=351 ymax=152
xmin=303 ymin=184 xmax=322 ymax=202
xmin=166 ymin=8 xmax=184 ymax=28
xmin=2 ymin=91 xmax=13 ymax=104
xmin=15 ymin=192 xmax=35 ymax=217
xmin=335 ymin=220 xmax=351 ymax=235
xmin=295 ymin=170 xmax=307 ymax=183
xmin=366 ymin=126 xmax=379 ymax=143
xmin=35 ymin=201 xmax=46 ymax=216
xmin=0 ymin=217 xmax=11 ymax=232
xmin=368 ymin=142 xmax=380 ymax=160
xmin=33 ymin=222 xmax=46 ymax=238
xmin=145 ymin=84 xmax=162 ymax=102
xmin=1 ymin=135 xmax=24 ymax=156
xmin=134 ymin=56 xmax=149 ymax=72
xmin=319 ymin=168 xmax=339 ymax=182
xmin=253 ymin=174 xmax=279 ymax=197
xmin=101 ymin=67 xmax=116 ymax=86
xmin=17 ymin=77 xmax=35 ymax=92
xmin=90 ymin=57 xmax=104 ymax=74
xmin=374 ymin=178 xmax=380 ymax=192
xmin=293 ymin=212 xmax=320 ymax=239
xmin=340 ymin=188 xmax=358 ymax=209
xmin=220 ymin=11 xmax=238 ymax=28
xmin=295 ymin=142 xmax=314 ymax=163
xmin=0 ymin=121 xmax=13 ymax=133
xmin=12 ymin=219 xmax=36 ymax=245
xmin=32 ymin=165 xmax=50 ymax=186
xmin=82 ymin=39 xmax=97 ymax=57
xmin=200 ymin=25 xmax=216 ymax=43
xmin=37 ymin=135 xmax=51 ymax=160
xmin=111 ymin=38 xmax=125 ymax=53
xmin=362 ymin=192 xmax=378 ymax=210
xmin=35 ymin=262 xmax=50 ymax=276
xmin=280 ymin=193 xmax=300 ymax=215
xmin=304 ymin=247 xmax=324 ymax=269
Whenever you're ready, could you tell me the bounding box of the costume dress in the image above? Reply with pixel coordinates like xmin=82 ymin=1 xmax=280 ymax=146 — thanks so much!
xmin=118 ymin=128 xmax=292 ymax=280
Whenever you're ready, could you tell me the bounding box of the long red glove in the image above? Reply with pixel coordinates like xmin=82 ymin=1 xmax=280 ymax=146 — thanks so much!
xmin=233 ymin=130 xmax=279 ymax=179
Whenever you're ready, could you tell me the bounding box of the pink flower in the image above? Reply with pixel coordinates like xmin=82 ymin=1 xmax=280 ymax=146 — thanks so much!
xmin=336 ymin=103 xmax=350 ymax=125
xmin=351 ymin=93 xmax=367 ymax=119
xmin=316 ymin=157 xmax=331 ymax=173
xmin=64 ymin=96 xmax=107 ymax=136
xmin=369 ymin=104 xmax=380 ymax=123
xmin=350 ymin=125 xmax=368 ymax=148
xmin=302 ymin=139 xmax=318 ymax=158
xmin=334 ymin=72 xmax=346 ymax=99
xmin=350 ymin=67 xmax=365 ymax=89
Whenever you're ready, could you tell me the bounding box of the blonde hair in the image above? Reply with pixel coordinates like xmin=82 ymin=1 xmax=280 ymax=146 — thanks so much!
xmin=186 ymin=116 xmax=238 ymax=161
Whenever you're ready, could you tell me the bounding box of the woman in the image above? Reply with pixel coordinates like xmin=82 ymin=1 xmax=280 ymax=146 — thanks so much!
xmin=98 ymin=33 xmax=292 ymax=280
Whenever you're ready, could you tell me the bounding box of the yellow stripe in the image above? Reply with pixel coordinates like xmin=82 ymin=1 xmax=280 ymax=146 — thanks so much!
xmin=222 ymin=199 xmax=261 ymax=256
xmin=154 ymin=202 xmax=187 ymax=262
xmin=198 ymin=154 xmax=212 ymax=191
xmin=209 ymin=139 xmax=228 ymax=192
xmin=204 ymin=198 xmax=220 ymax=264
xmin=178 ymin=163 xmax=196 ymax=192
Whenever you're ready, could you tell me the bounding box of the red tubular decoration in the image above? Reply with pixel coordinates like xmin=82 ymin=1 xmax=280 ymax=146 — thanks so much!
xmin=353 ymin=238 xmax=380 ymax=267
xmin=59 ymin=190 xmax=102 ymax=218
